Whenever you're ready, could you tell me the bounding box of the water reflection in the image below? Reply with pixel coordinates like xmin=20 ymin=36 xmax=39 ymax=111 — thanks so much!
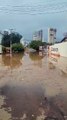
xmin=2 ymin=53 xmax=24 ymax=69
xmin=0 ymin=85 xmax=45 ymax=120
xmin=0 ymin=85 xmax=67 ymax=120
xmin=29 ymin=52 xmax=44 ymax=67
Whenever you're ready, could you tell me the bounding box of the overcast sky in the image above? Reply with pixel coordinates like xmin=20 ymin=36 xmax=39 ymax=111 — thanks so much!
xmin=0 ymin=0 xmax=67 ymax=42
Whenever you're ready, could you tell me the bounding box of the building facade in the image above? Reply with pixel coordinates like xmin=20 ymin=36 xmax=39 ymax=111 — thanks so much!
xmin=33 ymin=30 xmax=43 ymax=41
xmin=48 ymin=28 xmax=57 ymax=44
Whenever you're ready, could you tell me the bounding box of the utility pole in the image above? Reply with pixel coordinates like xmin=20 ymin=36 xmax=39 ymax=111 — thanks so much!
xmin=9 ymin=29 xmax=14 ymax=56
xmin=9 ymin=29 xmax=14 ymax=70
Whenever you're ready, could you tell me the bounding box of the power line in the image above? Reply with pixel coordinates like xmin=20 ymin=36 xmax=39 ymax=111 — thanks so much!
xmin=0 ymin=1 xmax=67 ymax=15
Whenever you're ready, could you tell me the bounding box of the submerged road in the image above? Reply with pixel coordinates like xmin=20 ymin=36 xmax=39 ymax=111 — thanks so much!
xmin=0 ymin=52 xmax=67 ymax=120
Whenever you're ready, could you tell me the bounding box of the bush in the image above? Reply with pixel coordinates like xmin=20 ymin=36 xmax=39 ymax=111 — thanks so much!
xmin=12 ymin=43 xmax=24 ymax=53
xmin=29 ymin=40 xmax=43 ymax=51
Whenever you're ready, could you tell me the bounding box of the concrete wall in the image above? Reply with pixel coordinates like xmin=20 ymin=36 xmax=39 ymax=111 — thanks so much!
xmin=49 ymin=42 xmax=67 ymax=57
xmin=49 ymin=55 xmax=67 ymax=74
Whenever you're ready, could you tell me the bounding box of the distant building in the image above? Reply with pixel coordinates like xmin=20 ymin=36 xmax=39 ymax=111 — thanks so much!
xmin=20 ymin=38 xmax=29 ymax=47
xmin=48 ymin=28 xmax=57 ymax=44
xmin=33 ymin=30 xmax=43 ymax=41
xmin=20 ymin=37 xmax=25 ymax=46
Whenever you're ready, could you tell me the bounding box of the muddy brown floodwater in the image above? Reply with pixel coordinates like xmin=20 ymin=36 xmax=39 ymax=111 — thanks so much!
xmin=0 ymin=52 xmax=67 ymax=120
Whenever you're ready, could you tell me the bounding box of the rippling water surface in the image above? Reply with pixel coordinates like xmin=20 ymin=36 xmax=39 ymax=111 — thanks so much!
xmin=0 ymin=52 xmax=67 ymax=120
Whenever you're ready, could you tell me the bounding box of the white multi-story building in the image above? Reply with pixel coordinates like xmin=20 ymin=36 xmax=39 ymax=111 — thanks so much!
xmin=48 ymin=28 xmax=57 ymax=44
xmin=33 ymin=30 xmax=43 ymax=41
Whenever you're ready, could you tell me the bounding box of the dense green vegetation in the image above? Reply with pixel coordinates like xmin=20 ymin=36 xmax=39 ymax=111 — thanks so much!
xmin=29 ymin=40 xmax=47 ymax=51
xmin=1 ymin=32 xmax=25 ymax=53
xmin=1 ymin=33 xmax=22 ymax=47
xmin=12 ymin=43 xmax=24 ymax=53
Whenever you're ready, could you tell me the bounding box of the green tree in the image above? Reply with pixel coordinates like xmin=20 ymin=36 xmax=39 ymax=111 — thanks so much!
xmin=2 ymin=34 xmax=10 ymax=47
xmin=29 ymin=40 xmax=42 ymax=51
xmin=12 ymin=43 xmax=24 ymax=53
xmin=29 ymin=40 xmax=47 ymax=51
xmin=1 ymin=32 xmax=22 ymax=47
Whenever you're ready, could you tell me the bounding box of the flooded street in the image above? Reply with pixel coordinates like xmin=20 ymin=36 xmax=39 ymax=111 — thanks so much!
xmin=0 ymin=52 xmax=67 ymax=120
